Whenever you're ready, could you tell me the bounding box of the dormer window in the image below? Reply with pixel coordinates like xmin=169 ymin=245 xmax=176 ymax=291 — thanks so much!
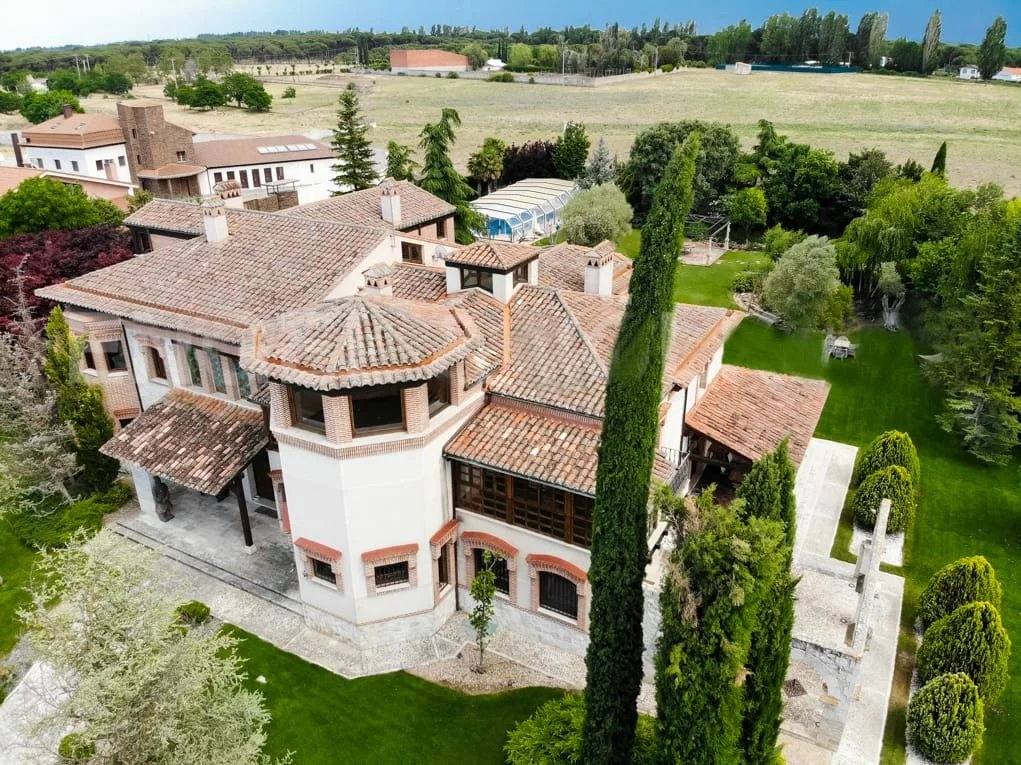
xmin=460 ymin=266 xmax=493 ymax=293
xmin=350 ymin=384 xmax=405 ymax=435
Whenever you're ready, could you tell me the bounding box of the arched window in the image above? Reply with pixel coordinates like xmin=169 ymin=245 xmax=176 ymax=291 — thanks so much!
xmin=538 ymin=571 xmax=578 ymax=619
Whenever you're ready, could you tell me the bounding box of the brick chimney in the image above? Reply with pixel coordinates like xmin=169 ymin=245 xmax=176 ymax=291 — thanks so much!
xmin=379 ymin=179 xmax=401 ymax=227
xmin=201 ymin=195 xmax=229 ymax=243
xmin=584 ymin=248 xmax=614 ymax=296
xmin=361 ymin=263 xmax=393 ymax=297
xmin=62 ymin=103 xmax=74 ymax=119
xmin=214 ymin=180 xmax=245 ymax=209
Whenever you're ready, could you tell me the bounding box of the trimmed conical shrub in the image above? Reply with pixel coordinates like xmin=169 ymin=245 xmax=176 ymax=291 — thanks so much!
xmin=907 ymin=673 xmax=984 ymax=764
xmin=852 ymin=464 xmax=915 ymax=533
xmin=918 ymin=556 xmax=1003 ymax=629
xmin=852 ymin=430 xmax=920 ymax=487
xmin=917 ymin=601 xmax=1012 ymax=702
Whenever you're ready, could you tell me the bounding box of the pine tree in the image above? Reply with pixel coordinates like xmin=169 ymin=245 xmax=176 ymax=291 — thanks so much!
xmin=579 ymin=137 xmax=615 ymax=189
xmin=330 ymin=87 xmax=378 ymax=193
xmin=931 ymin=141 xmax=947 ymax=176
xmin=922 ymin=10 xmax=942 ymax=74
xmin=977 ymin=17 xmax=1007 ymax=80
xmin=384 ymin=141 xmax=418 ymax=182
xmin=417 ymin=108 xmax=483 ymax=243
xmin=580 ymin=134 xmax=700 ymax=764
xmin=43 ymin=307 xmax=118 ymax=495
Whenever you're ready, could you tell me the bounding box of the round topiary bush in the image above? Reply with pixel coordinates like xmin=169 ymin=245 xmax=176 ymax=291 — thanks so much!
xmin=917 ymin=601 xmax=1012 ymax=702
xmin=852 ymin=464 xmax=915 ymax=533
xmin=58 ymin=733 xmax=96 ymax=763
xmin=907 ymin=673 xmax=984 ymax=763
xmin=918 ymin=556 xmax=1003 ymax=629
xmin=852 ymin=430 xmax=920 ymax=487
xmin=505 ymin=694 xmax=656 ymax=765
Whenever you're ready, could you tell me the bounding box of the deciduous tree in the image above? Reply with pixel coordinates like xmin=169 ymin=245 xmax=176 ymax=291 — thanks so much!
xmin=922 ymin=11 xmax=942 ymax=74
xmin=553 ymin=122 xmax=590 ymax=180
xmin=0 ymin=178 xmax=123 ymax=239
xmin=560 ymin=183 xmax=633 ymax=246
xmin=19 ymin=90 xmax=82 ymax=124
xmin=977 ymin=17 xmax=1007 ymax=80
xmin=761 ymin=235 xmax=844 ymax=329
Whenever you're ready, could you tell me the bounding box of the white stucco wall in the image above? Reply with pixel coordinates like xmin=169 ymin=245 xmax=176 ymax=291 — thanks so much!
xmin=21 ymin=143 xmax=131 ymax=182
xmin=659 ymin=388 xmax=687 ymax=453
xmin=199 ymin=157 xmax=337 ymax=204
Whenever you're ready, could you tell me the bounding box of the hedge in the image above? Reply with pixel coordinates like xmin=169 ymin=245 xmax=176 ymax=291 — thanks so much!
xmin=918 ymin=556 xmax=1003 ymax=629
xmin=852 ymin=430 xmax=920 ymax=487
xmin=852 ymin=465 xmax=915 ymax=533
xmin=917 ymin=601 xmax=1012 ymax=702
xmin=505 ymin=694 xmax=656 ymax=765
xmin=907 ymin=673 xmax=984 ymax=763
xmin=5 ymin=482 xmax=133 ymax=550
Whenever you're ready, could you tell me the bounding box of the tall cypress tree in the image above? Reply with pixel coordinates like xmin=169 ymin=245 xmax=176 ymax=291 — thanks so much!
xmin=330 ymin=87 xmax=378 ymax=193
xmin=581 ymin=134 xmax=700 ymax=764
xmin=931 ymin=141 xmax=948 ymax=176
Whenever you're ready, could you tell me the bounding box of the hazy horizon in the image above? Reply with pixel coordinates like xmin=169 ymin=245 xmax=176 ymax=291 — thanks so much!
xmin=3 ymin=1 xmax=1018 ymax=53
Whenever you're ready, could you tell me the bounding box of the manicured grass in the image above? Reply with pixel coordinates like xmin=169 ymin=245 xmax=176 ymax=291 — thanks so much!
xmin=722 ymin=320 xmax=1021 ymax=764
xmin=230 ymin=627 xmax=563 ymax=764
xmin=0 ymin=524 xmax=37 ymax=657
xmin=672 ymin=249 xmax=771 ymax=309
xmin=615 ymin=228 xmax=641 ymax=259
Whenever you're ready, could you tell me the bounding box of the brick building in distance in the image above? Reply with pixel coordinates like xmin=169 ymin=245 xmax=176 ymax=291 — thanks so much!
xmin=389 ymin=49 xmax=470 ymax=73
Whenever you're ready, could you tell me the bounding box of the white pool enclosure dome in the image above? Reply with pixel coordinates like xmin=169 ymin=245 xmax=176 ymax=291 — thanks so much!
xmin=470 ymin=178 xmax=578 ymax=241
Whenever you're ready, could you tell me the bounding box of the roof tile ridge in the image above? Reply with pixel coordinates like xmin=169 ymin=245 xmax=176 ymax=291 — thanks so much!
xmin=555 ymin=289 xmax=609 ymax=378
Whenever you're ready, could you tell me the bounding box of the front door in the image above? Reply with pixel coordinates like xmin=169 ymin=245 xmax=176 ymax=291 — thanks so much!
xmin=250 ymin=450 xmax=277 ymax=516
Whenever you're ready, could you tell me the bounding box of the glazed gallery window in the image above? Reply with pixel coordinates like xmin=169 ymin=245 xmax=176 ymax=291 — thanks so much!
xmin=183 ymin=345 xmax=202 ymax=387
xmin=472 ymin=548 xmax=510 ymax=595
xmin=290 ymin=387 xmax=325 ymax=433
xmin=374 ymin=561 xmax=409 ymax=589
xmin=311 ymin=558 xmax=336 ymax=585
xmin=205 ymin=349 xmax=227 ymax=394
xmin=350 ymin=385 xmax=404 ymax=435
xmin=102 ymin=340 xmax=127 ymax=372
xmin=539 ymin=571 xmax=578 ymax=619
xmin=459 ymin=267 xmax=493 ymax=292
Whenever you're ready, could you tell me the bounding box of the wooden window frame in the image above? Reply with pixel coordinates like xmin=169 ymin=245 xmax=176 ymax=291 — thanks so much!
xmin=349 ymin=384 xmax=406 ymax=437
xmin=401 ymin=241 xmax=424 ymax=264
xmin=289 ymin=387 xmax=327 ymax=434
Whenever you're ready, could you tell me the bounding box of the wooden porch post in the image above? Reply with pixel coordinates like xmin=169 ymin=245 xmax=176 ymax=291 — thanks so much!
xmin=233 ymin=474 xmax=254 ymax=548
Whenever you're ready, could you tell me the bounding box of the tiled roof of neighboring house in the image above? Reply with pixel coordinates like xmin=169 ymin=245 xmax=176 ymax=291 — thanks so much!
xmin=100 ymin=388 xmax=267 ymax=495
xmin=0 ymin=166 xmax=42 ymax=194
xmin=22 ymin=111 xmax=121 ymax=136
xmin=241 ymin=295 xmax=483 ymax=391
xmin=135 ymin=163 xmax=206 ymax=180
xmin=487 ymin=286 xmax=743 ymax=417
xmin=282 ymin=180 xmax=454 ymax=230
xmin=123 ymin=198 xmax=204 ymax=235
xmin=445 ymin=240 xmax=538 ymax=270
xmin=444 ymin=403 xmax=677 ymax=495
xmin=537 ymin=240 xmax=633 ymax=294
xmin=37 ymin=206 xmax=387 ymax=344
xmin=192 ymin=135 xmax=334 ymax=169
xmin=685 ymin=365 xmax=830 ymax=465
xmin=390 ymin=262 xmax=448 ymax=301
xmin=445 ymin=289 xmax=507 ymax=385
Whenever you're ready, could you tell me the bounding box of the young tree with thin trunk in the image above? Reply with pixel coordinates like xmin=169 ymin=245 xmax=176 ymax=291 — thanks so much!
xmin=19 ymin=530 xmax=275 ymax=764
xmin=469 ymin=550 xmax=497 ymax=673
xmin=330 ymin=87 xmax=378 ymax=193
xmin=580 ymin=134 xmax=700 ymax=764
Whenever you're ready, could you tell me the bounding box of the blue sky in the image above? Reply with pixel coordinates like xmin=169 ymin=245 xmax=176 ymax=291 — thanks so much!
xmin=3 ymin=1 xmax=1018 ymax=51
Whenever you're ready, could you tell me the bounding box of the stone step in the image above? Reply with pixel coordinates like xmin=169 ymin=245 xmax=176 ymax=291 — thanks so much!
xmin=110 ymin=522 xmax=306 ymax=618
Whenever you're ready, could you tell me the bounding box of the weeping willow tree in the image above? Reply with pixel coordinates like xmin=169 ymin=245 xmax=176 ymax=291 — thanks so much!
xmin=580 ymin=134 xmax=701 ymax=764
xmin=416 ymin=108 xmax=483 ymax=243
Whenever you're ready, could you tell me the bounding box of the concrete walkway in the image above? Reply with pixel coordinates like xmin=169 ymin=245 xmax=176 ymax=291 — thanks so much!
xmin=793 ymin=437 xmax=858 ymax=564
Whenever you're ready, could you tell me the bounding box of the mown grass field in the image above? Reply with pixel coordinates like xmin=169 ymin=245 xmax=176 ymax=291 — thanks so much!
xmin=4 ymin=68 xmax=1018 ymax=194
xmin=673 ymin=251 xmax=1020 ymax=765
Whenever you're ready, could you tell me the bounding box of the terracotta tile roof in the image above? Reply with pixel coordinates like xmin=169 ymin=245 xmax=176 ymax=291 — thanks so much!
xmin=136 ymin=163 xmax=206 ymax=180
xmin=37 ymin=206 xmax=387 ymax=344
xmin=685 ymin=365 xmax=830 ymax=465
xmin=123 ymin=198 xmax=203 ymax=234
xmin=391 ymin=262 xmax=448 ymax=301
xmin=100 ymin=389 xmax=267 ymax=495
xmin=21 ymin=112 xmax=125 ymax=149
xmin=294 ymin=537 xmax=341 ymax=560
xmin=444 ymin=289 xmax=507 ymax=385
xmin=241 ymin=295 xmax=482 ymax=391
xmin=192 ymin=135 xmax=334 ymax=169
xmin=282 ymin=181 xmax=454 ymax=230
xmin=537 ymin=241 xmax=633 ymax=294
xmin=445 ymin=240 xmax=538 ymax=271
xmin=429 ymin=518 xmax=460 ymax=545
xmin=362 ymin=543 xmax=419 ymax=562
xmin=444 ymin=402 xmax=679 ymax=495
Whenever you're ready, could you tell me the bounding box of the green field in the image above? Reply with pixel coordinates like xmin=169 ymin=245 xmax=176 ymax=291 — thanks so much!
xmin=673 ymin=252 xmax=1021 ymax=764
xmin=4 ymin=68 xmax=1019 ymax=195
xmin=232 ymin=628 xmax=561 ymax=764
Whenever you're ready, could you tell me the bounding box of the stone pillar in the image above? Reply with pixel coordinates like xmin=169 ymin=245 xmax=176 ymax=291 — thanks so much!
xmin=268 ymin=382 xmax=292 ymax=428
xmin=130 ymin=465 xmax=161 ymax=519
xmin=323 ymin=394 xmax=353 ymax=444
xmin=850 ymin=498 xmax=890 ymax=651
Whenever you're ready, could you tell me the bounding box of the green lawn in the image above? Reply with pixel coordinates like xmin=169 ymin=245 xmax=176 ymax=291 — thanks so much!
xmin=231 ymin=627 xmax=563 ymax=764
xmin=712 ymin=320 xmax=1021 ymax=765
xmin=0 ymin=524 xmax=36 ymax=657
xmin=672 ymin=249 xmax=771 ymax=309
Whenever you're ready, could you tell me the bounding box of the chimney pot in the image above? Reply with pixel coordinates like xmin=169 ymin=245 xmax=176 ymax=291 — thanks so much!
xmin=361 ymin=263 xmax=393 ymax=297
xmin=200 ymin=196 xmax=229 ymax=243
xmin=379 ymin=178 xmax=401 ymax=227
xmin=584 ymin=248 xmax=614 ymax=296
xmin=62 ymin=104 xmax=74 ymax=119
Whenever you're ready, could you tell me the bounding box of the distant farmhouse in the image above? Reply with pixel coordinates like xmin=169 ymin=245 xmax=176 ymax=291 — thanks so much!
xmin=389 ymin=49 xmax=470 ymax=73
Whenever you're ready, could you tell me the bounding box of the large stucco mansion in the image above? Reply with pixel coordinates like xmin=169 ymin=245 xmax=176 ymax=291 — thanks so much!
xmin=38 ymin=180 xmax=828 ymax=659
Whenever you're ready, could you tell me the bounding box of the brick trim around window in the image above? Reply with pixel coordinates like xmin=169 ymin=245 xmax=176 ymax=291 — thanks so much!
xmin=294 ymin=537 xmax=342 ymax=592
xmin=362 ymin=544 xmax=419 ymax=596
xmin=430 ymin=519 xmax=459 ymax=604
xmin=526 ymin=553 xmax=588 ymax=630
xmin=461 ymin=531 xmax=519 ymax=605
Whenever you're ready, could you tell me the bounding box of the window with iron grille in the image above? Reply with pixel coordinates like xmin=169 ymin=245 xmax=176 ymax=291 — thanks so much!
xmin=374 ymin=561 xmax=409 ymax=589
xmin=312 ymin=558 xmax=336 ymax=585
xmin=539 ymin=571 xmax=578 ymax=619
xmin=473 ymin=548 xmax=509 ymax=595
